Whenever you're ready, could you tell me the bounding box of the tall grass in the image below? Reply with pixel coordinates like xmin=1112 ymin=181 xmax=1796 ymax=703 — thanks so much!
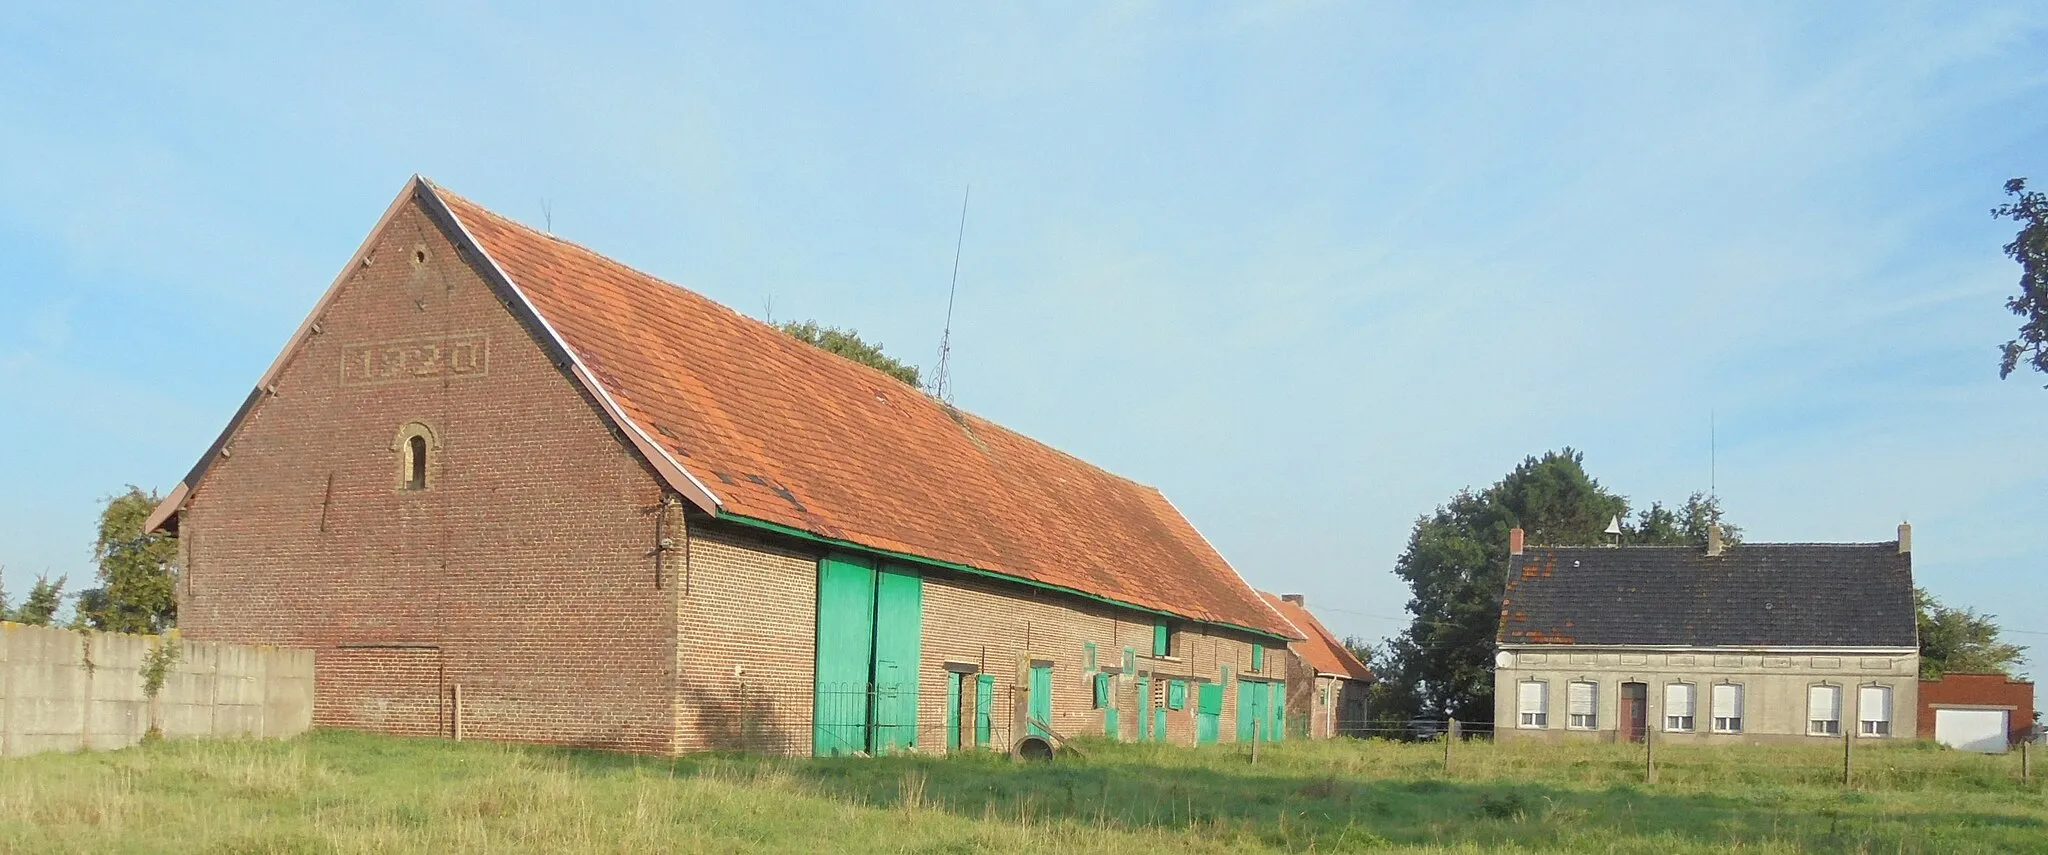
xmin=1 ymin=731 xmax=2042 ymax=853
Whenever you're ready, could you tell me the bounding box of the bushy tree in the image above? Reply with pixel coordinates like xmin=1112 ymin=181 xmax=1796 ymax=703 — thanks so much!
xmin=78 ymin=487 xmax=179 ymax=633
xmin=1918 ymin=588 xmax=2026 ymax=678
xmin=778 ymin=320 xmax=922 ymax=387
xmin=1627 ymin=492 xmax=1741 ymax=546
xmin=16 ymin=575 xmax=66 ymax=626
xmin=1993 ymin=178 xmax=2048 ymax=385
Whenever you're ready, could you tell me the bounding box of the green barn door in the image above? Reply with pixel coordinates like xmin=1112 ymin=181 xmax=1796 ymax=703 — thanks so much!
xmin=870 ymin=565 xmax=923 ymax=754
xmin=1135 ymin=674 xmax=1151 ymax=742
xmin=945 ymin=672 xmax=963 ymax=752
xmin=1237 ymin=679 xmax=1266 ymax=742
xmin=1028 ymin=663 xmax=1054 ymax=738
xmin=814 ymin=556 xmax=877 ymax=756
xmin=1261 ymin=680 xmax=1277 ymax=738
xmin=1196 ymin=683 xmax=1222 ymax=745
xmin=1154 ymin=707 xmax=1168 ymax=742
xmin=975 ymin=674 xmax=995 ymax=747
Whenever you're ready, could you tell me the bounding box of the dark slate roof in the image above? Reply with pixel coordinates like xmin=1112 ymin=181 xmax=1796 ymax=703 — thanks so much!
xmin=1498 ymin=543 xmax=1915 ymax=648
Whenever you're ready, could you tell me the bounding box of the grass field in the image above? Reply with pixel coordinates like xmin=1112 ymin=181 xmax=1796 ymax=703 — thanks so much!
xmin=2 ymin=731 xmax=2045 ymax=853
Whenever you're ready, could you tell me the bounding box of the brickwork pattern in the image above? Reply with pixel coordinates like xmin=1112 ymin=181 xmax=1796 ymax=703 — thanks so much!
xmin=178 ymin=199 xmax=679 ymax=754
xmin=672 ymin=516 xmax=822 ymax=753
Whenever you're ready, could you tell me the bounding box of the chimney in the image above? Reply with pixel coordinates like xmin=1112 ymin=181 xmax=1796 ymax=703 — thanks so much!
xmin=1509 ymin=527 xmax=1525 ymax=556
xmin=1706 ymin=523 xmax=1724 ymax=557
xmin=1898 ymin=521 xmax=1912 ymax=555
xmin=1281 ymin=594 xmax=1305 ymax=606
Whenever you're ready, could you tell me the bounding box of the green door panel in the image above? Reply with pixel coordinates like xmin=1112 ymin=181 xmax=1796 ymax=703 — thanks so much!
xmin=813 ymin=554 xmax=877 ymax=756
xmin=975 ymin=674 xmax=995 ymax=747
xmin=1135 ymin=674 xmax=1151 ymax=742
xmin=1028 ymin=663 xmax=1053 ymax=738
xmin=870 ymin=564 xmax=923 ymax=754
xmin=945 ymin=672 xmax=963 ymax=752
xmin=1269 ymin=680 xmax=1287 ymax=742
xmin=1237 ymin=679 xmax=1261 ymax=742
xmin=1154 ymin=708 xmax=1168 ymax=742
xmin=1196 ymin=683 xmax=1223 ymax=745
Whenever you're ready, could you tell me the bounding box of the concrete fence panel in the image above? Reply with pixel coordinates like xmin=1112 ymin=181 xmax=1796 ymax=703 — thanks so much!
xmin=0 ymin=622 xmax=314 ymax=758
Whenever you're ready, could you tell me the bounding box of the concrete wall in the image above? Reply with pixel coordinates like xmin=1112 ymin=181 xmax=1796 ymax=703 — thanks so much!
xmin=1 ymin=623 xmax=313 ymax=757
xmin=1494 ymin=645 xmax=1919 ymax=745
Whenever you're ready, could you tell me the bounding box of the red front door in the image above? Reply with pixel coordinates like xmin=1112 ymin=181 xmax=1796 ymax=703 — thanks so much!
xmin=1620 ymin=682 xmax=1648 ymax=743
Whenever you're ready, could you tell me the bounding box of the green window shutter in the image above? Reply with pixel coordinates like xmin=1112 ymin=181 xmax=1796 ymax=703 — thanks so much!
xmin=1168 ymin=680 xmax=1187 ymax=710
xmin=1252 ymin=645 xmax=1264 ymax=672
xmin=1198 ymin=683 xmax=1223 ymax=716
xmin=1084 ymin=642 xmax=1097 ymax=673
xmin=1093 ymin=672 xmax=1110 ymax=709
xmin=1152 ymin=622 xmax=1169 ymax=657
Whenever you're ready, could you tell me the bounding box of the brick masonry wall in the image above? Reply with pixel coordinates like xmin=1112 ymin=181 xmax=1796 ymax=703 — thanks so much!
xmin=178 ymin=198 xmax=679 ymax=754
xmin=1919 ymin=673 xmax=2035 ymax=745
xmin=672 ymin=515 xmax=822 ymax=753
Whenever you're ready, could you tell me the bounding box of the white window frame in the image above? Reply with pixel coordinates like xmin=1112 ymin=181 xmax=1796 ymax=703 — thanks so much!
xmin=1808 ymin=684 xmax=1843 ymax=736
xmin=1518 ymin=680 xmax=1549 ymax=728
xmin=1663 ymin=682 xmax=1696 ymax=732
xmin=1711 ymin=683 xmax=1744 ymax=733
xmin=1567 ymin=680 xmax=1598 ymax=730
xmin=1858 ymin=685 xmax=1893 ymax=737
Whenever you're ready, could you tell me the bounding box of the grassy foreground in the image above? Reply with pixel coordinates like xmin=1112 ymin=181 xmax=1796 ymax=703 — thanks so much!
xmin=2 ymin=731 xmax=2044 ymax=853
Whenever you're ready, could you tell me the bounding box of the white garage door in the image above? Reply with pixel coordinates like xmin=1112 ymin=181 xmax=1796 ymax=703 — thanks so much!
xmin=1934 ymin=708 xmax=2009 ymax=754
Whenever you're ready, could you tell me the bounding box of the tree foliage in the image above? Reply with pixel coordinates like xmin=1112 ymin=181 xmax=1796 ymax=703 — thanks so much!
xmin=1377 ymin=449 xmax=1740 ymax=724
xmin=778 ymin=320 xmax=922 ymax=387
xmin=1917 ymin=587 xmax=2026 ymax=679
xmin=79 ymin=487 xmax=179 ymax=634
xmin=1994 ymin=178 xmax=2048 ymax=385
xmin=16 ymin=575 xmax=66 ymax=626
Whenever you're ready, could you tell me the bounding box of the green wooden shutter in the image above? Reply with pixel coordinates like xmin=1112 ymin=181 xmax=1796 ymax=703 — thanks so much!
xmin=945 ymin=672 xmax=963 ymax=751
xmin=1252 ymin=645 xmax=1264 ymax=672
xmin=1168 ymin=680 xmax=1187 ymax=710
xmin=1152 ymin=622 xmax=1169 ymax=657
xmin=1084 ymin=642 xmax=1097 ymax=673
xmin=974 ymin=674 xmax=995 ymax=747
xmin=1093 ymin=672 xmax=1110 ymax=709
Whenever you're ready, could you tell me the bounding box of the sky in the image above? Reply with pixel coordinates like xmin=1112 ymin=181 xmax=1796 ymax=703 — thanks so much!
xmin=2 ymin=3 xmax=2046 ymax=678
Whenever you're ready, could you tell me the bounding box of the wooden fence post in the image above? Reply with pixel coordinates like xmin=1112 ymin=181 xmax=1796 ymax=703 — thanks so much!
xmin=1841 ymin=724 xmax=1852 ymax=787
xmin=1645 ymin=720 xmax=1656 ymax=784
xmin=1444 ymin=718 xmax=1456 ymax=773
xmin=2023 ymin=739 xmax=2031 ymax=783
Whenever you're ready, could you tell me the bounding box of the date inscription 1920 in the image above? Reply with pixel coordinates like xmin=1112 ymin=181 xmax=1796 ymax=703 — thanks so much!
xmin=340 ymin=333 xmax=490 ymax=386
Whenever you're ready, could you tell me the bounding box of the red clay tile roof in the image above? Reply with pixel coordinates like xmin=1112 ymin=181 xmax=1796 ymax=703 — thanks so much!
xmin=432 ymin=183 xmax=1296 ymax=639
xmin=1259 ymin=593 xmax=1373 ymax=680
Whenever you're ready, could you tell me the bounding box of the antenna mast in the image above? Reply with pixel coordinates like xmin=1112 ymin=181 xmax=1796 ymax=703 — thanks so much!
xmin=933 ymin=185 xmax=970 ymax=403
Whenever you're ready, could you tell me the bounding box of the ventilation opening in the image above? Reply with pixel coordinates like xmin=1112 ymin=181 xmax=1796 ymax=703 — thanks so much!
xmin=405 ymin=434 xmax=428 ymax=490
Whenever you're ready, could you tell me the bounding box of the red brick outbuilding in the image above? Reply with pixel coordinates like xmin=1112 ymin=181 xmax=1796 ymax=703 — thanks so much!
xmin=1920 ymin=673 xmax=2035 ymax=748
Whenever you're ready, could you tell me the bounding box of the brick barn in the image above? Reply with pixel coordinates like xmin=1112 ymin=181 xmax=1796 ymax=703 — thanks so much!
xmin=1259 ymin=593 xmax=1373 ymax=738
xmin=146 ymin=177 xmax=1300 ymax=756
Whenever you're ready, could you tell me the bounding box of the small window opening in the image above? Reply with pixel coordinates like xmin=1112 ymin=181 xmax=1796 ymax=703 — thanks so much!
xmin=405 ymin=434 xmax=428 ymax=490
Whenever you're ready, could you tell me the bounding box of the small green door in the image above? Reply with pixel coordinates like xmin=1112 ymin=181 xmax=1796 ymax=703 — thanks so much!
xmin=1028 ymin=663 xmax=1054 ymax=738
xmin=1197 ymin=683 xmax=1222 ymax=745
xmin=1261 ymin=676 xmax=1277 ymax=738
xmin=975 ymin=674 xmax=995 ymax=747
xmin=1155 ymin=707 xmax=1168 ymax=742
xmin=945 ymin=672 xmax=963 ymax=751
xmin=814 ymin=555 xmax=877 ymax=756
xmin=1135 ymin=674 xmax=1151 ymax=742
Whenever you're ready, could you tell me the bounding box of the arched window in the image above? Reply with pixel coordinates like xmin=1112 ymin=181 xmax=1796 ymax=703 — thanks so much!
xmin=393 ymin=422 xmax=438 ymax=491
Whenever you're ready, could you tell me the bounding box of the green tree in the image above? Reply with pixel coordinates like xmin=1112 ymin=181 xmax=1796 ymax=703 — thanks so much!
xmin=0 ymin=574 xmax=10 ymax=622
xmin=1917 ymin=588 xmax=2026 ymax=678
xmin=1627 ymin=492 xmax=1741 ymax=546
xmin=778 ymin=320 xmax=922 ymax=387
xmin=1994 ymin=178 xmax=2048 ymax=385
xmin=16 ymin=575 xmax=66 ymax=626
xmin=1388 ymin=450 xmax=1630 ymax=723
xmin=78 ymin=487 xmax=180 ymax=634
